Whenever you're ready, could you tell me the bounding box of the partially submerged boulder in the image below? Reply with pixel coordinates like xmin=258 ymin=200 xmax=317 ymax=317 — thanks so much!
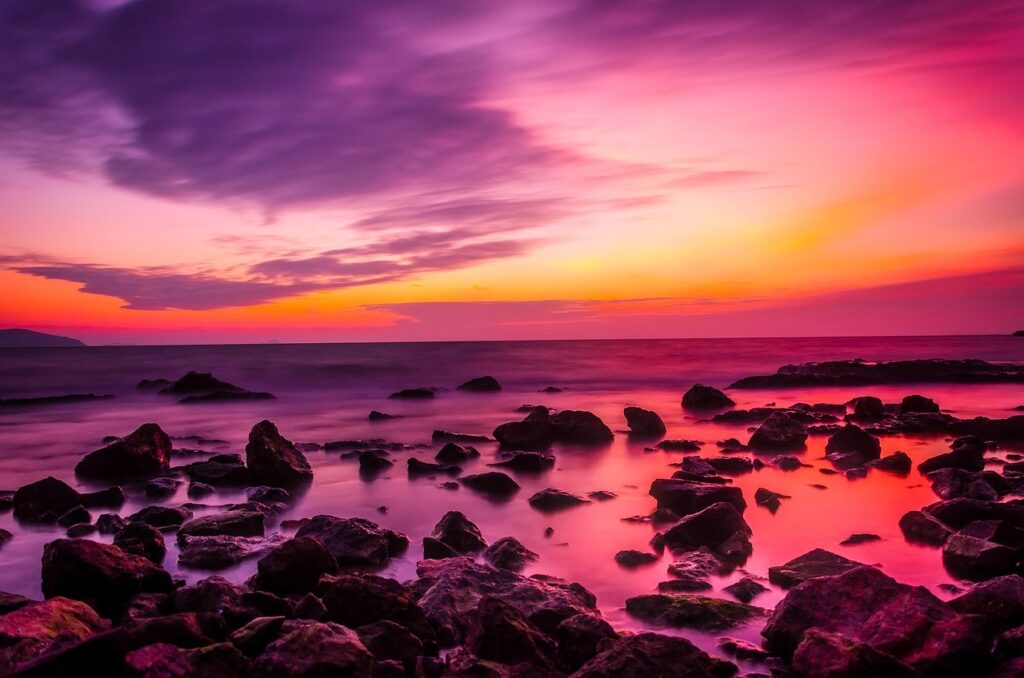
xmin=432 ymin=511 xmax=487 ymax=554
xmin=178 ymin=510 xmax=265 ymax=541
xmin=74 ymin=424 xmax=171 ymax=480
xmin=254 ymin=537 xmax=339 ymax=595
xmin=457 ymin=376 xmax=502 ymax=392
xmin=767 ymin=548 xmax=862 ymax=588
xmin=649 ymin=478 xmax=746 ymax=516
xmin=824 ymin=424 xmax=881 ymax=469
xmin=528 ymin=488 xmax=590 ymax=512
xmin=245 ymin=420 xmax=313 ymax=488
xmin=460 ymin=472 xmax=520 ymax=498
xmin=484 ymin=537 xmax=538 ymax=571
xmin=624 ymin=407 xmax=666 ymax=437
xmin=13 ymin=477 xmax=82 ymax=523
xmin=295 ymin=515 xmax=409 ymax=569
xmin=653 ymin=502 xmax=752 ymax=564
xmin=573 ymin=632 xmax=736 ymax=677
xmin=748 ymin=411 xmax=807 ymax=451
xmin=625 ymin=593 xmax=766 ymax=631
xmin=681 ymin=384 xmax=734 ymax=410
xmin=489 ymin=451 xmax=555 ymax=472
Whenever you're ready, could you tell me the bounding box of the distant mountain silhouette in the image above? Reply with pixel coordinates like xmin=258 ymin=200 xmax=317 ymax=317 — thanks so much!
xmin=0 ymin=329 xmax=86 ymax=347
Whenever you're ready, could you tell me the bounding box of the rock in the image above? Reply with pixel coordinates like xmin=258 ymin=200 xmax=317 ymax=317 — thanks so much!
xmin=870 ymin=451 xmax=912 ymax=474
xmin=649 ymin=478 xmax=746 ymax=516
xmin=588 ymin=491 xmax=616 ymax=502
xmin=928 ymin=468 xmax=1002 ymax=500
xmin=899 ymin=510 xmax=953 ymax=546
xmin=754 ymin=487 xmax=788 ymax=513
xmin=65 ymin=524 xmax=95 ymax=538
xmin=923 ymin=497 xmax=1024 ymax=529
xmin=792 ymin=628 xmax=917 ymax=678
xmin=772 ymin=455 xmax=804 ymax=470
xmin=458 ymin=376 xmax=502 ymax=392
xmin=942 ymin=533 xmax=1018 ymax=581
xmin=528 ymin=488 xmax=590 ymax=511
xmin=748 ymin=411 xmax=807 ymax=451
xmin=74 ymin=423 xmax=171 ymax=480
xmin=704 ymin=457 xmax=753 ymax=475
xmin=0 ymin=592 xmax=32 ymax=615
xmin=732 ymin=358 xmax=1024 ymax=388
xmin=614 ymin=550 xmax=658 ymax=567
xmin=246 ymin=486 xmax=290 ymax=504
xmin=138 ymin=378 xmax=173 ymax=390
xmin=295 ymin=515 xmax=409 ymax=568
xmin=160 ymin=371 xmax=241 ymax=395
xmin=824 ymin=424 xmax=881 ymax=468
xmin=432 ymin=511 xmax=487 ymax=553
xmin=178 ymin=534 xmax=287 ymax=570
xmin=184 ymin=457 xmax=251 ymax=486
xmin=415 ymin=557 xmax=598 ymax=645
xmin=681 ymin=384 xmax=735 ymax=410
xmin=555 ymin=614 xmax=616 ymax=671
xmin=0 ymin=597 xmax=109 ymax=674
xmin=422 ymin=537 xmax=460 ymax=559
xmin=186 ymin=484 xmax=217 ymax=503
xmin=434 ymin=443 xmax=479 ymax=464
xmin=657 ymin=439 xmax=703 ymax=452
xmin=573 ymin=631 xmax=735 ymax=677
xmin=950 ymin=575 xmax=1024 ymax=630
xmin=245 ymin=420 xmax=313 ymax=488
xmin=919 ymin=446 xmax=985 ymax=474
xmin=551 ymin=410 xmax=614 ymax=444
xmin=41 ymin=539 xmax=174 ymax=617
xmin=144 ymin=477 xmax=180 ymax=500
xmin=717 ymin=636 xmax=770 ymax=662
xmin=56 ymin=505 xmax=90 ymax=528
xmin=320 ymin=574 xmax=434 ymax=643
xmin=840 ymin=533 xmax=881 ymax=546
xmin=461 ymin=472 xmax=520 ymax=497
xmin=368 ymin=410 xmax=396 ymax=421
xmin=493 ymin=417 xmax=554 ymax=450
xmin=484 ymin=537 xmax=538 ymax=571
xmin=901 ymin=394 xmax=940 ymax=414
xmin=114 ymin=522 xmax=166 ymax=563
xmin=762 ymin=564 xmax=993 ymax=673
xmin=128 ymin=505 xmax=193 ymax=528
xmin=490 ymin=451 xmax=556 ymax=472
xmin=849 ymin=396 xmax=885 ymax=421
xmin=624 ymin=407 xmax=666 ymax=437
xmin=254 ymin=537 xmax=338 ymax=595
xmin=407 ymin=458 xmax=461 ymax=476
xmin=654 ymin=502 xmax=752 ymax=564
xmin=666 ymin=549 xmax=729 ymax=582
xmin=625 ymin=593 xmax=765 ymax=631
xmin=467 ymin=595 xmax=562 ymax=671
xmin=768 ymin=549 xmax=863 ymax=588
xmin=356 ymin=620 xmax=424 ymax=674
xmin=387 ymin=388 xmax=435 ymax=399
xmin=13 ymin=477 xmax=83 ymax=523
xmin=95 ymin=514 xmax=127 ymax=535
xmin=248 ymin=620 xmax=373 ymax=677
xmin=723 ymin=577 xmax=769 ymax=603
xmin=178 ymin=510 xmax=265 ymax=540
xmin=294 ymin=593 xmax=327 ymax=620
xmin=432 ymin=430 xmax=491 ymax=443
xmin=358 ymin=451 xmax=393 ymax=473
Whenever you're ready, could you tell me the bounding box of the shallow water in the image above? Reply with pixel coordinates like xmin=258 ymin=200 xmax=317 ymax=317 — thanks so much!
xmin=1 ymin=336 xmax=1022 ymax=659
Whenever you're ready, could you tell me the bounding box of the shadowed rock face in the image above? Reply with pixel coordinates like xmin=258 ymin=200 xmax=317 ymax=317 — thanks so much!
xmin=624 ymin=406 xmax=666 ymax=437
xmin=731 ymin=358 xmax=1024 ymax=388
xmin=295 ymin=515 xmax=409 ymax=569
xmin=75 ymin=423 xmax=171 ymax=480
xmin=245 ymin=420 xmax=313 ymax=488
xmin=748 ymin=411 xmax=807 ymax=451
xmin=681 ymin=384 xmax=735 ymax=410
xmin=573 ymin=632 xmax=736 ymax=677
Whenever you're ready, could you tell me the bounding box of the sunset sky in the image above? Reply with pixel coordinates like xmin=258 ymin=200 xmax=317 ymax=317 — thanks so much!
xmin=1 ymin=0 xmax=1022 ymax=344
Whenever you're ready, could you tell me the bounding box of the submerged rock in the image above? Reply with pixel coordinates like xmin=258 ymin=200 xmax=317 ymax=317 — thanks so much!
xmin=178 ymin=534 xmax=287 ymax=570
xmin=528 ymin=488 xmax=590 ymax=512
xmin=748 ymin=411 xmax=807 ymax=451
xmin=184 ymin=456 xmax=251 ymax=486
xmin=625 ymin=593 xmax=765 ymax=631
xmin=295 ymin=515 xmax=409 ymax=569
xmin=74 ymin=423 xmax=171 ymax=480
xmin=624 ymin=406 xmax=666 ymax=437
xmin=13 ymin=477 xmax=82 ymax=523
xmin=432 ymin=511 xmax=487 ymax=554
xmin=901 ymin=394 xmax=941 ymax=414
xmin=434 ymin=442 xmax=479 ymax=464
xmin=407 ymin=458 xmax=461 ymax=476
xmin=649 ymin=478 xmax=746 ymax=516
xmin=551 ymin=410 xmax=614 ymax=444
xmin=432 ymin=430 xmax=491 ymax=443
xmin=113 ymin=521 xmax=166 ymax=563
xmin=178 ymin=510 xmax=265 ymax=541
xmin=245 ymin=420 xmax=313 ymax=488
xmin=457 ymin=376 xmax=502 ymax=392
xmin=731 ymin=358 xmax=1024 ymax=388
xmin=723 ymin=576 xmax=769 ymax=603
xmin=614 ymin=550 xmax=659 ymax=568
xmin=460 ymin=471 xmax=520 ymax=497
xmin=484 ymin=537 xmax=538 ymax=571
xmin=899 ymin=510 xmax=953 ymax=546
xmin=387 ymin=388 xmax=435 ymax=399
xmin=681 ymin=384 xmax=735 ymax=410
xmin=490 ymin=451 xmax=556 ymax=472
xmin=767 ymin=548 xmax=863 ymax=588
xmin=870 ymin=451 xmax=912 ymax=474
xmin=942 ymin=533 xmax=1018 ymax=581
xmin=128 ymin=505 xmax=193 ymax=528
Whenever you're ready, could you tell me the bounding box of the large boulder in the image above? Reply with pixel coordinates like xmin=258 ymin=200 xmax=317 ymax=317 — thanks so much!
xmin=295 ymin=515 xmax=409 ymax=568
xmin=653 ymin=502 xmax=752 ymax=564
xmin=489 ymin=451 xmax=555 ymax=472
xmin=248 ymin=620 xmax=373 ymax=678
xmin=13 ymin=477 xmax=82 ymax=523
xmin=493 ymin=418 xmax=553 ymax=450
xmin=550 ymin=410 xmax=614 ymax=444
xmin=928 ymin=468 xmax=1003 ymax=501
xmin=113 ymin=522 xmax=166 ymax=563
xmin=41 ymin=539 xmax=174 ymax=617
xmin=748 ymin=411 xmax=807 ymax=451
xmin=942 ymin=533 xmax=1019 ymax=581
xmin=762 ymin=564 xmax=994 ymax=674
xmin=681 ymin=384 xmax=734 ymax=410
xmin=901 ymin=395 xmax=940 ymax=414
xmin=573 ymin=631 xmax=735 ymax=677
xmin=319 ymin=574 xmax=435 ymax=644
xmin=555 ymin=614 xmax=617 ymax=671
xmin=245 ymin=420 xmax=313 ymax=487
xmin=849 ymin=396 xmax=886 ymax=421
xmin=824 ymin=424 xmax=881 ymax=469
xmin=649 ymin=479 xmax=746 ymax=516
xmin=899 ymin=510 xmax=953 ymax=546
xmin=178 ymin=535 xmax=288 ymax=570
xmin=624 ymin=407 xmax=666 ymax=437
xmin=183 ymin=456 xmax=252 ymax=486
xmin=467 ymin=595 xmax=562 ymax=671
xmin=254 ymin=537 xmax=338 ymax=595
xmin=950 ymin=575 xmax=1024 ymax=631
xmin=431 ymin=511 xmax=487 ymax=554
xmin=918 ymin=441 xmax=985 ymax=474
xmin=74 ymin=423 xmax=171 ymax=480
xmin=767 ymin=548 xmax=862 ymax=588
xmin=0 ymin=597 xmax=109 ymax=674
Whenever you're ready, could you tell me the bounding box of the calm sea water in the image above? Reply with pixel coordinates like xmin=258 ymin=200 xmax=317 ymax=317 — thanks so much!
xmin=1 ymin=336 xmax=1022 ymax=656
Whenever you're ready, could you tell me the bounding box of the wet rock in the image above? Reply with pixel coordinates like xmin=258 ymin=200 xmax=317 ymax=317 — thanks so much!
xmin=422 ymin=537 xmax=460 ymax=560
xmin=625 ymin=593 xmax=765 ymax=631
xmin=901 ymin=394 xmax=940 ymax=414
xmin=294 ymin=593 xmax=327 ymax=621
xmin=95 ymin=514 xmax=127 ymax=535
xmin=870 ymin=451 xmax=912 ymax=474
xmin=649 ymin=478 xmax=746 ymax=516
xmin=824 ymin=424 xmax=881 ymax=469
xmin=555 ymin=613 xmax=616 ymax=671
xmin=248 ymin=620 xmax=373 ymax=677
xmin=74 ymin=423 xmax=171 ymax=480
xmin=439 ymin=481 xmax=459 ymax=491
xmin=732 ymin=358 xmax=1024 ymax=388
xmin=950 ymin=575 xmax=1024 ymax=630
xmin=704 ymin=457 xmax=754 ymax=475
xmin=65 ymin=524 xmax=94 ymax=538
xmin=657 ymin=439 xmax=703 ymax=452
xmin=551 ymin=410 xmax=614 ymax=444
xmin=41 ymin=539 xmax=174 ymax=617
xmin=467 ymin=595 xmax=562 ymax=671
xmin=679 ymin=456 xmax=716 ymax=477
xmin=142 ymin=477 xmax=178 ymax=500
xmin=128 ymin=505 xmax=193 ymax=528
xmin=588 ymin=490 xmax=616 ymax=501
xmin=624 ymin=406 xmax=666 ymax=437
xmin=717 ymin=437 xmax=749 ymax=452
xmin=433 ymin=430 xmax=491 ymax=443
xmin=528 ymin=488 xmax=590 ymax=512
xmin=295 ymin=515 xmax=409 ymax=568
xmin=56 ymin=505 xmax=90 ymax=528
xmin=178 ymin=510 xmax=265 ymax=540
xmin=748 ymin=411 xmax=807 ymax=451
xmin=493 ymin=417 xmax=554 ymax=450
xmin=246 ymin=486 xmax=290 ymax=504
xmin=754 ymin=487 xmax=789 ymax=513
xmin=435 ymin=442 xmax=479 ymax=464
xmin=79 ymin=486 xmax=126 ymax=509
xmin=358 ymin=450 xmax=393 ymax=473
xmin=407 ymin=458 xmax=461 ymax=476
xmin=13 ymin=477 xmax=84 ymax=523
xmin=160 ymin=371 xmax=242 ymax=395
xmin=357 ymin=620 xmax=423 ymax=674
xmin=178 ymin=534 xmax=287 ymax=570
xmin=928 ymin=468 xmax=1003 ymax=500
xmin=458 ymin=376 xmax=502 ymax=392
xmin=840 ymin=533 xmax=881 ymax=546
xmin=792 ymin=628 xmax=917 ymax=678
xmin=229 ymin=616 xmax=286 ymax=656
xmin=573 ymin=631 xmax=736 ymax=677
xmin=484 ymin=537 xmax=538 ymax=571
xmin=254 ymin=536 xmax=338 ymax=595
xmin=245 ymin=420 xmax=313 ymax=488
xmin=432 ymin=511 xmax=487 ymax=553
xmin=681 ymin=384 xmax=735 ymax=410
xmin=849 ymin=396 xmax=885 ymax=421
xmin=657 ymin=578 xmax=712 ymax=593
xmin=923 ymin=497 xmax=1024 ymax=530
xmin=0 ymin=597 xmax=109 ymax=674
xmin=723 ymin=577 xmax=769 ymax=603
xmin=918 ymin=444 xmax=985 ymax=474
xmin=768 ymin=548 xmax=863 ymax=588
xmin=184 ymin=456 xmax=252 ymax=486
xmin=461 ymin=471 xmax=520 ymax=497
xmin=368 ymin=410 xmax=396 ymax=421
xmin=772 ymin=455 xmax=805 ymax=470
xmin=717 ymin=636 xmax=770 ymax=662
xmin=114 ymin=522 xmax=166 ymax=563
xmin=388 ymin=388 xmax=435 ymax=399
xmin=320 ymin=574 xmax=435 ymax=644
xmin=614 ymin=550 xmax=658 ymax=567
xmin=654 ymin=502 xmax=752 ymax=563
xmin=490 ymin=451 xmax=556 ymax=472
xmin=899 ymin=510 xmax=953 ymax=546
xmin=666 ymin=548 xmax=729 ymax=582
xmin=942 ymin=533 xmax=1018 ymax=581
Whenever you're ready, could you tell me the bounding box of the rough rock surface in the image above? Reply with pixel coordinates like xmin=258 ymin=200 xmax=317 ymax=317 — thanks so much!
xmin=681 ymin=384 xmax=735 ymax=410
xmin=624 ymin=406 xmax=666 ymax=437
xmin=295 ymin=515 xmax=409 ymax=568
xmin=768 ymin=548 xmax=863 ymax=588
xmin=74 ymin=423 xmax=171 ymax=480
xmin=748 ymin=411 xmax=808 ymax=450
xmin=244 ymin=420 xmax=313 ymax=487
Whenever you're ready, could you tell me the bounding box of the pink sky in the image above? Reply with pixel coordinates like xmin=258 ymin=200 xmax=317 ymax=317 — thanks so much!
xmin=0 ymin=0 xmax=1022 ymax=344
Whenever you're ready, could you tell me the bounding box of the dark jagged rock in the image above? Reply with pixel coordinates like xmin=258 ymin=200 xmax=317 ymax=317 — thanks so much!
xmin=899 ymin=510 xmax=953 ymax=546
xmin=625 ymin=593 xmax=765 ymax=631
xmin=41 ymin=539 xmax=174 ymax=617
xmin=75 ymin=423 xmax=171 ymax=480
xmin=295 ymin=515 xmax=409 ymax=568
xmin=184 ymin=457 xmax=252 ymax=486
xmin=460 ymin=471 xmax=520 ymax=497
xmin=555 ymin=614 xmax=617 ymax=671
xmin=824 ymin=424 xmax=881 ymax=469
xmin=724 ymin=576 xmax=769 ymax=603
xmin=484 ymin=537 xmax=538 ymax=571
xmin=573 ymin=631 xmax=736 ymax=677
xmin=114 ymin=522 xmax=166 ymax=563
xmin=772 ymin=455 xmax=805 ymax=470
xmin=457 ymin=376 xmax=502 ymax=392
xmin=928 ymin=468 xmax=1003 ymax=500
xmin=950 ymin=575 xmax=1024 ymax=630
xmin=248 ymin=620 xmax=372 ymax=677
xmin=653 ymin=502 xmax=752 ymax=563
xmin=254 ymin=537 xmax=338 ymax=595
xmin=768 ymin=548 xmax=863 ymax=588
xmin=319 ymin=574 xmax=435 ymax=644
xmin=923 ymin=497 xmax=1024 ymax=530
xmin=649 ymin=478 xmax=746 ymax=516
xmin=178 ymin=534 xmax=287 ymax=570
xmin=467 ymin=595 xmax=562 ymax=671
xmin=245 ymin=422 xmax=312 ymax=489
xmin=178 ymin=510 xmax=265 ymax=540
xmin=356 ymin=620 xmax=423 ymax=674
xmin=901 ymin=394 xmax=940 ymax=414
xmin=95 ymin=514 xmax=127 ymax=535
xmin=0 ymin=393 xmax=113 ymax=408
xmin=849 ymin=396 xmax=886 ymax=421
xmin=434 ymin=442 xmax=479 ymax=464
xmin=614 ymin=550 xmax=658 ymax=568
xmin=128 ymin=505 xmax=193 ymax=528
xmin=551 ymin=410 xmax=614 ymax=444
xmin=942 ymin=533 xmax=1018 ymax=581
xmin=247 ymin=486 xmax=290 ymax=504
xmin=432 ymin=430 xmax=491 ymax=443
xmin=792 ymin=628 xmax=917 ymax=678
xmin=407 ymin=458 xmax=461 ymax=476
xmin=704 ymin=457 xmax=753 ymax=475
xmin=493 ymin=418 xmax=553 ymax=450
xmin=657 ymin=439 xmax=703 ymax=452
xmin=748 ymin=410 xmax=807 ymax=451
xmin=681 ymin=384 xmax=735 ymax=410
xmin=432 ymin=511 xmax=487 ymax=553
xmin=624 ymin=406 xmax=666 ymax=437
xmin=13 ymin=477 xmax=82 ymax=523
xmin=870 ymin=451 xmax=912 ymax=474
xmin=732 ymin=358 xmax=1024 ymax=388
xmin=56 ymin=505 xmax=90 ymax=528
xmin=918 ymin=444 xmax=985 ymax=474
xmin=387 ymin=388 xmax=435 ymax=399
xmin=159 ymin=371 xmax=241 ymax=395
xmin=754 ymin=487 xmax=789 ymax=513
xmin=422 ymin=536 xmax=460 ymax=560
xmin=143 ymin=477 xmax=179 ymax=500
xmin=490 ymin=451 xmax=556 ymax=472
xmin=0 ymin=597 xmax=109 ymax=674
xmin=666 ymin=548 xmax=729 ymax=586
xmin=528 ymin=488 xmax=590 ymax=512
